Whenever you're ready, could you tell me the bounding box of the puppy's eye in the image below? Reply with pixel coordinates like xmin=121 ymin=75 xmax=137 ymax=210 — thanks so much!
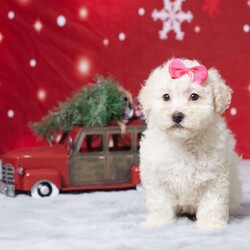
xmin=162 ymin=94 xmax=170 ymax=101
xmin=190 ymin=93 xmax=199 ymax=101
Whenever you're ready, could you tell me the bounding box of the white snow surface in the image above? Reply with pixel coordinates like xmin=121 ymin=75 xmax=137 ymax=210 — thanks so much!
xmin=1 ymin=161 xmax=250 ymax=250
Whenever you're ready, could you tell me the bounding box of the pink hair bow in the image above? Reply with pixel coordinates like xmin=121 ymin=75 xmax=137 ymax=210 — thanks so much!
xmin=168 ymin=59 xmax=208 ymax=84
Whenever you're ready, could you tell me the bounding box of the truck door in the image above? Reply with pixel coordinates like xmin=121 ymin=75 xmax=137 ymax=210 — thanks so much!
xmin=69 ymin=132 xmax=106 ymax=186
xmin=106 ymin=131 xmax=135 ymax=184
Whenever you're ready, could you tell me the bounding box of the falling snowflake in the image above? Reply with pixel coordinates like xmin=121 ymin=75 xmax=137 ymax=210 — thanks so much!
xmin=152 ymin=0 xmax=193 ymax=41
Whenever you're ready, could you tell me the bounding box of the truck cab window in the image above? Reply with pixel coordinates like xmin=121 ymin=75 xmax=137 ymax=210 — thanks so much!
xmin=108 ymin=133 xmax=132 ymax=151
xmin=136 ymin=133 xmax=143 ymax=150
xmin=79 ymin=134 xmax=103 ymax=153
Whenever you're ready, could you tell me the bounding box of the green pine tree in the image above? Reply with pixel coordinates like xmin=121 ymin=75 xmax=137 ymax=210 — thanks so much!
xmin=31 ymin=75 xmax=125 ymax=139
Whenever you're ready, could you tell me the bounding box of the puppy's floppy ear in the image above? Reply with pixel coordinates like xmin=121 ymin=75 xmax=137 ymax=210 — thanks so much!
xmin=138 ymin=83 xmax=151 ymax=120
xmin=138 ymin=65 xmax=163 ymax=120
xmin=208 ymin=68 xmax=232 ymax=114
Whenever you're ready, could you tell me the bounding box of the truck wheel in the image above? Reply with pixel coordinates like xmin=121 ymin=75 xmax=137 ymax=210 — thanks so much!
xmin=31 ymin=181 xmax=59 ymax=198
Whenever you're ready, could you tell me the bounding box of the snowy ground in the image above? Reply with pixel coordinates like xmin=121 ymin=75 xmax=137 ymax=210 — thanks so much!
xmin=1 ymin=161 xmax=250 ymax=250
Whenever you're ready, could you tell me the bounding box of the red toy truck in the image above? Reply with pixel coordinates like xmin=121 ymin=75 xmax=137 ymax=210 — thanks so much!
xmin=0 ymin=124 xmax=145 ymax=198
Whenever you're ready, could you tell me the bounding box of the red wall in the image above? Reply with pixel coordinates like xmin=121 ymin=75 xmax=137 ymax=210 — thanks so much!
xmin=0 ymin=0 xmax=250 ymax=157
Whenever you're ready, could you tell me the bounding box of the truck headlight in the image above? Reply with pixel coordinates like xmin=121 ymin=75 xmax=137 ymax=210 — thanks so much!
xmin=17 ymin=166 xmax=24 ymax=176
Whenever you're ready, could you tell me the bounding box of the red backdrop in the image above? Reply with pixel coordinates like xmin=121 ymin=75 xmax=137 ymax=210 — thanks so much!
xmin=0 ymin=0 xmax=250 ymax=157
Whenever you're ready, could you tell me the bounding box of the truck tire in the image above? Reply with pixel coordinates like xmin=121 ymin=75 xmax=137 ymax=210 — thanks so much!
xmin=31 ymin=180 xmax=59 ymax=198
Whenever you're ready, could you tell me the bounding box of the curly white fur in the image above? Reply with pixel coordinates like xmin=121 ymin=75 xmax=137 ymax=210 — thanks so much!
xmin=139 ymin=59 xmax=241 ymax=230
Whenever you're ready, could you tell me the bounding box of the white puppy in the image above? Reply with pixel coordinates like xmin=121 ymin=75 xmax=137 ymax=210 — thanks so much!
xmin=139 ymin=58 xmax=241 ymax=229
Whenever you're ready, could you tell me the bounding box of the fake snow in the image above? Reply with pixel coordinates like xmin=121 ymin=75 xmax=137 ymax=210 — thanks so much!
xmin=0 ymin=161 xmax=250 ymax=250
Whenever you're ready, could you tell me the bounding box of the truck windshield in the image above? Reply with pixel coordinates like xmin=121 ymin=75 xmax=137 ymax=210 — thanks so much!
xmin=59 ymin=132 xmax=69 ymax=144
xmin=59 ymin=128 xmax=81 ymax=152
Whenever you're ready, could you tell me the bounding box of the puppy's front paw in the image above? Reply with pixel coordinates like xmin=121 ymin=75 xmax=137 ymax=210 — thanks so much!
xmin=140 ymin=213 xmax=176 ymax=228
xmin=196 ymin=220 xmax=227 ymax=230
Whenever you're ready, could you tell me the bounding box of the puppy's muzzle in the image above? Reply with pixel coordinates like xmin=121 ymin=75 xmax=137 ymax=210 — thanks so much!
xmin=172 ymin=112 xmax=185 ymax=124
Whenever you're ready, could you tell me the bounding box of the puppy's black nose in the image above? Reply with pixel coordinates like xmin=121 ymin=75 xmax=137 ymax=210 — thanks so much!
xmin=172 ymin=112 xmax=185 ymax=124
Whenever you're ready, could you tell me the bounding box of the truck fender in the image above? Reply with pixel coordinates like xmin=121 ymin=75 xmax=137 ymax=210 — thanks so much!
xmin=22 ymin=168 xmax=61 ymax=191
xmin=130 ymin=164 xmax=141 ymax=185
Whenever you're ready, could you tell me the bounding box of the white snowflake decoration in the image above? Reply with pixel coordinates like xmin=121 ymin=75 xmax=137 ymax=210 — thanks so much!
xmin=152 ymin=0 xmax=193 ymax=41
